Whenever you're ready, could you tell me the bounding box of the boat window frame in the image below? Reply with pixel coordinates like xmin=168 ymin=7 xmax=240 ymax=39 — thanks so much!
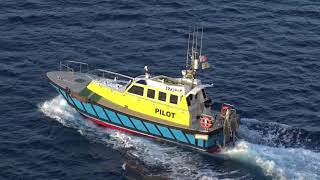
xmin=136 ymin=80 xmax=147 ymax=85
xmin=202 ymin=89 xmax=207 ymax=99
xmin=189 ymin=94 xmax=193 ymax=101
xmin=158 ymin=91 xmax=167 ymax=102
xmin=147 ymin=89 xmax=155 ymax=99
xmin=169 ymin=94 xmax=178 ymax=104
xmin=127 ymin=84 xmax=144 ymax=96
xmin=186 ymin=95 xmax=191 ymax=106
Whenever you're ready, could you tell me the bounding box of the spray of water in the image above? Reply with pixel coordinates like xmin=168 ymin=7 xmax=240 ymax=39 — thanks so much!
xmin=39 ymin=96 xmax=320 ymax=180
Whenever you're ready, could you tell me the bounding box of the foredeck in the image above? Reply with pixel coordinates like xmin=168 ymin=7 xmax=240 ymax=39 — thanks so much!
xmin=47 ymin=71 xmax=92 ymax=93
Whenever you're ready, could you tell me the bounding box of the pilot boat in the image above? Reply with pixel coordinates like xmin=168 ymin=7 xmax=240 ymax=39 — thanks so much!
xmin=46 ymin=28 xmax=239 ymax=153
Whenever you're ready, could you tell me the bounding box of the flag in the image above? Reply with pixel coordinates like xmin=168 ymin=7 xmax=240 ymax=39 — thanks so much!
xmin=199 ymin=55 xmax=208 ymax=62
xmin=202 ymin=62 xmax=210 ymax=69
xmin=199 ymin=55 xmax=210 ymax=69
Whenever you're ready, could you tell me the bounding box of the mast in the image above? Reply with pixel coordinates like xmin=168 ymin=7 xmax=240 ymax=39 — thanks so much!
xmin=184 ymin=25 xmax=206 ymax=82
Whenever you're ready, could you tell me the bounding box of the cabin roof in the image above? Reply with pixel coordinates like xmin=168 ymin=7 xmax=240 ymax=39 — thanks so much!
xmin=150 ymin=75 xmax=185 ymax=86
xmin=133 ymin=75 xmax=207 ymax=96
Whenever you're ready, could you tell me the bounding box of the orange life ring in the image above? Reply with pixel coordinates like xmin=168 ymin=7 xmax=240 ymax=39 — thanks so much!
xmin=200 ymin=115 xmax=213 ymax=129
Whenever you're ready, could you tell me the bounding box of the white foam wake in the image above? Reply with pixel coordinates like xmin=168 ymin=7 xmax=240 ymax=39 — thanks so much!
xmin=223 ymin=140 xmax=320 ymax=180
xmin=39 ymin=96 xmax=320 ymax=180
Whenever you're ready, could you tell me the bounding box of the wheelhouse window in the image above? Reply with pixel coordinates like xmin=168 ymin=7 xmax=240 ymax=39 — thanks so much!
xmin=189 ymin=94 xmax=193 ymax=101
xmin=136 ymin=80 xmax=147 ymax=85
xmin=158 ymin=91 xmax=166 ymax=102
xmin=170 ymin=95 xmax=178 ymax=104
xmin=128 ymin=85 xmax=144 ymax=96
xmin=202 ymin=89 xmax=207 ymax=99
xmin=187 ymin=96 xmax=191 ymax=106
xmin=147 ymin=89 xmax=155 ymax=99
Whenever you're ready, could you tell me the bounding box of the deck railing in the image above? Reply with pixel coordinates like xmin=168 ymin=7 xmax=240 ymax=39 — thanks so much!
xmin=59 ymin=61 xmax=134 ymax=89
xmin=59 ymin=60 xmax=89 ymax=73
xmin=93 ymin=69 xmax=134 ymax=80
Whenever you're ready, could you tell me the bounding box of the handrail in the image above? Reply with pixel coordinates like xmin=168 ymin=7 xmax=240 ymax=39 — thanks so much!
xmin=60 ymin=63 xmax=74 ymax=72
xmin=67 ymin=60 xmax=88 ymax=65
xmin=58 ymin=61 xmax=134 ymax=81
xmin=135 ymin=75 xmax=147 ymax=79
xmin=94 ymin=69 xmax=134 ymax=80
xmin=60 ymin=60 xmax=89 ymax=73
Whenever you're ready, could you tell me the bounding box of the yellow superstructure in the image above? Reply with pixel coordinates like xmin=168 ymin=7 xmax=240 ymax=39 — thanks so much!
xmin=87 ymin=80 xmax=191 ymax=126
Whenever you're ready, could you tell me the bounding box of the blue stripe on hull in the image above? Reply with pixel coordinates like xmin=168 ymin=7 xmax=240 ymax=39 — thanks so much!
xmin=143 ymin=122 xmax=161 ymax=136
xmin=71 ymin=97 xmax=85 ymax=111
xmin=186 ymin=134 xmax=196 ymax=145
xmin=105 ymin=110 xmax=122 ymax=125
xmin=170 ymin=129 xmax=189 ymax=143
xmin=51 ymin=85 xmax=75 ymax=107
xmin=198 ymin=139 xmax=204 ymax=147
xmin=157 ymin=126 xmax=175 ymax=139
xmin=117 ymin=114 xmax=135 ymax=129
xmin=82 ymin=102 xmax=97 ymax=116
xmin=50 ymin=83 xmax=60 ymax=92
xmin=92 ymin=105 xmax=109 ymax=121
xmin=131 ymin=118 xmax=148 ymax=133
xmin=205 ymin=132 xmax=223 ymax=148
xmin=60 ymin=91 xmax=68 ymax=100
xmin=65 ymin=95 xmax=75 ymax=106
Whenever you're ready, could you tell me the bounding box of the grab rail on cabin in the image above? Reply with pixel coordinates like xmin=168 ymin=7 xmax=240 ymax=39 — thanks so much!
xmin=88 ymin=69 xmax=134 ymax=80
xmin=59 ymin=63 xmax=74 ymax=72
xmin=85 ymin=69 xmax=134 ymax=92
xmin=59 ymin=61 xmax=89 ymax=73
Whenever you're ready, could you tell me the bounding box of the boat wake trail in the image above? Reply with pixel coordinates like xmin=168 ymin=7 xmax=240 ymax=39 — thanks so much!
xmin=40 ymin=96 xmax=320 ymax=180
xmin=223 ymin=140 xmax=320 ymax=180
xmin=222 ymin=119 xmax=320 ymax=179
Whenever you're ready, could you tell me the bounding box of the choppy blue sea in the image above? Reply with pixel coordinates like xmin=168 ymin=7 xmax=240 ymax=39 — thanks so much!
xmin=1 ymin=0 xmax=320 ymax=179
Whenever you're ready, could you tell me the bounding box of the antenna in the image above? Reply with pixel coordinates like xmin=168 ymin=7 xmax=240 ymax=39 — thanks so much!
xmin=183 ymin=25 xmax=208 ymax=80
xmin=195 ymin=26 xmax=198 ymax=58
xmin=186 ymin=33 xmax=191 ymax=68
xmin=200 ymin=26 xmax=203 ymax=57
xmin=191 ymin=26 xmax=195 ymax=68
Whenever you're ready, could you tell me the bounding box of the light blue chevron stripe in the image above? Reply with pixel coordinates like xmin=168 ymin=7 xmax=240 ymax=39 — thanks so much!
xmin=185 ymin=134 xmax=195 ymax=145
xmin=170 ymin=129 xmax=188 ymax=143
xmin=71 ymin=97 xmax=85 ymax=111
xmin=131 ymin=118 xmax=148 ymax=133
xmin=198 ymin=139 xmax=204 ymax=147
xmin=82 ymin=102 xmax=97 ymax=116
xmin=92 ymin=105 xmax=109 ymax=121
xmin=157 ymin=125 xmax=174 ymax=139
xmin=143 ymin=122 xmax=161 ymax=136
xmin=117 ymin=114 xmax=134 ymax=129
xmin=105 ymin=110 xmax=121 ymax=125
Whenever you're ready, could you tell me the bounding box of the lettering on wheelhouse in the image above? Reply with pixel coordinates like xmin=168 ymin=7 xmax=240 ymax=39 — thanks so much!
xmin=165 ymin=86 xmax=183 ymax=93
xmin=155 ymin=108 xmax=176 ymax=118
